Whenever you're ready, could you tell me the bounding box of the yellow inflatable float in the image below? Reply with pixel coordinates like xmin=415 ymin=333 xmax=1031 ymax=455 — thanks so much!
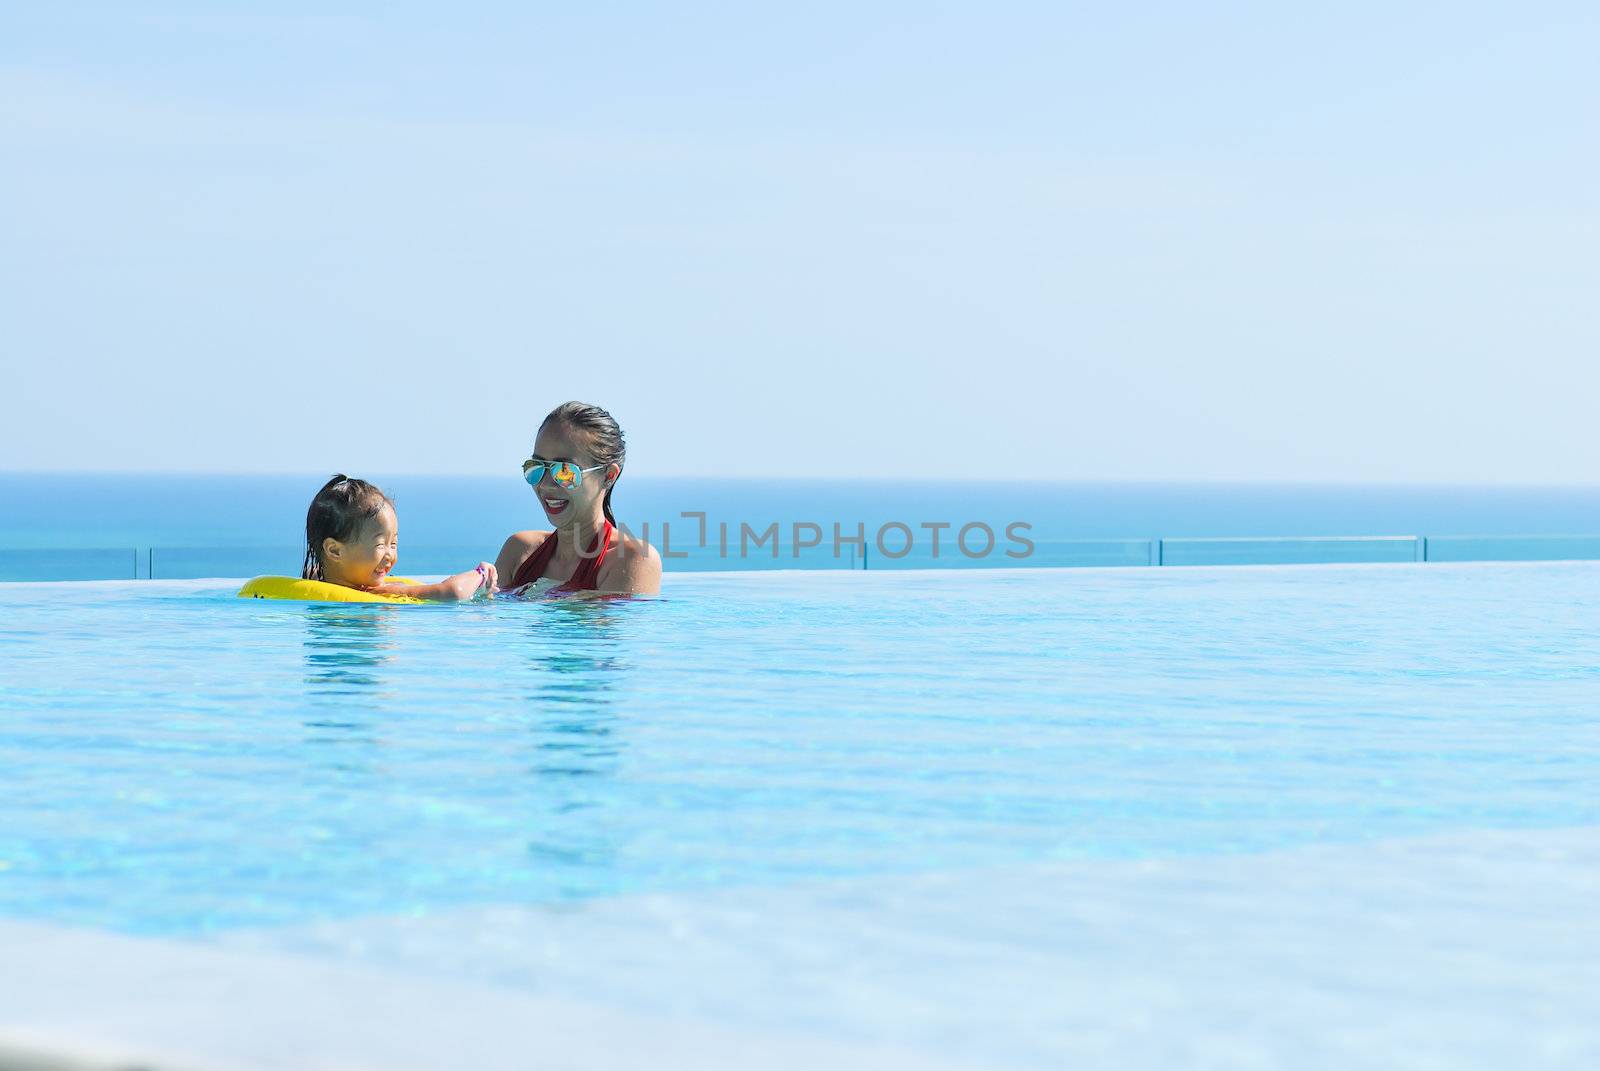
xmin=237 ymin=576 xmax=426 ymax=604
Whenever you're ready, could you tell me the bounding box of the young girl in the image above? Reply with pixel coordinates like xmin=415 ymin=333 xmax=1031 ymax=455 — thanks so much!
xmin=302 ymin=475 xmax=498 ymax=601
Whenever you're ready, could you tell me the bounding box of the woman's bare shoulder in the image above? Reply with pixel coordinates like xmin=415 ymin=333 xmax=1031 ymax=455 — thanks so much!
xmin=599 ymin=531 xmax=661 ymax=594
xmin=501 ymin=529 xmax=553 ymax=552
xmin=496 ymin=529 xmax=552 ymax=577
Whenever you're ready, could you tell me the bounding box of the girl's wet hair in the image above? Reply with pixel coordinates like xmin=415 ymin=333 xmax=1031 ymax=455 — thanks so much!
xmin=541 ymin=400 xmax=627 ymax=525
xmin=302 ymin=474 xmax=394 ymax=580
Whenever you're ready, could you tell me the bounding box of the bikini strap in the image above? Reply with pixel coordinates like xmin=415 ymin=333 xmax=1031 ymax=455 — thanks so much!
xmin=507 ymin=530 xmax=559 ymax=590
xmin=509 ymin=520 xmax=614 ymax=592
xmin=570 ymin=520 xmax=614 ymax=591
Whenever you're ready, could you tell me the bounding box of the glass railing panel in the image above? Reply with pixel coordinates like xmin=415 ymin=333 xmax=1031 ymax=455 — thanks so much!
xmin=153 ymin=546 xmax=513 ymax=580
xmin=1424 ymin=536 xmax=1600 ymax=563
xmin=656 ymin=541 xmax=861 ymax=571
xmin=150 ymin=547 xmax=299 ymax=580
xmin=865 ymin=539 xmax=1154 ymax=570
xmin=0 ymin=548 xmax=138 ymax=582
xmin=8 ymin=534 xmax=1600 ymax=581
xmin=1159 ymin=536 xmax=1421 ymax=567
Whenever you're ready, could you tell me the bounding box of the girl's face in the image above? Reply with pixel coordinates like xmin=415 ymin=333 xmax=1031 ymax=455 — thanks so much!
xmin=322 ymin=505 xmax=399 ymax=587
xmin=530 ymin=422 xmax=615 ymax=527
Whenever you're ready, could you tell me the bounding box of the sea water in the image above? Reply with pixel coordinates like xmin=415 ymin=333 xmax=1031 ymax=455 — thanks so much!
xmin=5 ymin=474 xmax=1600 ymax=547
xmin=3 ymin=474 xmax=1600 ymax=579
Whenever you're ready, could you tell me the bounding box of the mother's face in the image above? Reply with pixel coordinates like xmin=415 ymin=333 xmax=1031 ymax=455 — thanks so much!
xmin=528 ymin=421 xmax=615 ymax=526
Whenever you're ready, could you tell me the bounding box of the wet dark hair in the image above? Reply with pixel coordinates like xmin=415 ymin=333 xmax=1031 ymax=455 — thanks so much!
xmin=301 ymin=474 xmax=394 ymax=580
xmin=540 ymin=400 xmax=626 ymax=526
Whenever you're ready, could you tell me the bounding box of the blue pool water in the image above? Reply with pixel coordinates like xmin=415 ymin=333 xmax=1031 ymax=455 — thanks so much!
xmin=2 ymin=563 xmax=1597 ymax=938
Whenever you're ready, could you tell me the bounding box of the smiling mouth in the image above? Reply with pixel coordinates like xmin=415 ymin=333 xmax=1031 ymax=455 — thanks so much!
xmin=544 ymin=497 xmax=569 ymax=515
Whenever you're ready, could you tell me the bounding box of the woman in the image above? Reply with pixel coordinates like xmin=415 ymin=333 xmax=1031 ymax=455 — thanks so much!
xmin=496 ymin=401 xmax=662 ymax=595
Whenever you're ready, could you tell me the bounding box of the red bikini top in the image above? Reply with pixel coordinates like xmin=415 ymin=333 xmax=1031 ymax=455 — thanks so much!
xmin=506 ymin=520 xmax=614 ymax=592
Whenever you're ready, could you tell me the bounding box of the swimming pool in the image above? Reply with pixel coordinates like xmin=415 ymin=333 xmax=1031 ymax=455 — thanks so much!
xmin=2 ymin=564 xmax=1597 ymax=1068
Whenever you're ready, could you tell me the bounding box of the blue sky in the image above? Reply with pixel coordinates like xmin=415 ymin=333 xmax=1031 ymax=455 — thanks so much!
xmin=3 ymin=3 xmax=1596 ymax=480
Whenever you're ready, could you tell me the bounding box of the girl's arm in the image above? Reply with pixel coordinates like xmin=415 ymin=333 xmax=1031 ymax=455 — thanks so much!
xmin=367 ymin=563 xmax=498 ymax=602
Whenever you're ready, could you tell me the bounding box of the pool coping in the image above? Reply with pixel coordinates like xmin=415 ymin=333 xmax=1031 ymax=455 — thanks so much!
xmin=4 ymin=825 xmax=1598 ymax=1071
xmin=0 ymin=917 xmax=984 ymax=1071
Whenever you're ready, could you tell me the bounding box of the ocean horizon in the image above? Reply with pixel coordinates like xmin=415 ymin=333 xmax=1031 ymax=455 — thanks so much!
xmin=4 ymin=473 xmax=1600 ymax=551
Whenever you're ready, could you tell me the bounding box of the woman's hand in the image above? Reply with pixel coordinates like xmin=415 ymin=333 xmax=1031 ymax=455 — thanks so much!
xmin=475 ymin=562 xmax=499 ymax=595
xmin=441 ymin=563 xmax=498 ymax=601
